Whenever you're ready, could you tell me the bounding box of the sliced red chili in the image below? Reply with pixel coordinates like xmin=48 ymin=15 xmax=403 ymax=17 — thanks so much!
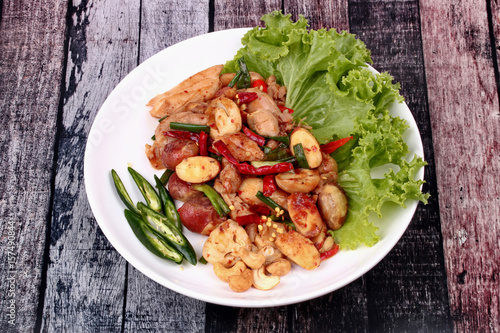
xmin=263 ymin=175 xmax=277 ymax=197
xmin=242 ymin=126 xmax=266 ymax=146
xmin=320 ymin=136 xmax=353 ymax=154
xmin=251 ymin=79 xmax=267 ymax=93
xmin=164 ymin=130 xmax=200 ymax=142
xmin=249 ymin=205 xmax=272 ymax=216
xmin=278 ymin=105 xmax=294 ymax=114
xmin=320 ymin=244 xmax=340 ymax=261
xmin=236 ymin=162 xmax=293 ymax=176
xmin=199 ymin=131 xmax=208 ymax=156
xmin=236 ymin=214 xmax=264 ymax=225
xmin=237 ymin=92 xmax=258 ymax=104
xmin=213 ymin=140 xmax=239 ymax=165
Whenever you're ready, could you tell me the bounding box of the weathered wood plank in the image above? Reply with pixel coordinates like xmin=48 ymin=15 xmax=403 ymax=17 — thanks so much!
xmin=214 ymin=0 xmax=281 ymax=30
xmin=419 ymin=0 xmax=500 ymax=331
xmin=0 ymin=1 xmax=67 ymax=332
xmin=122 ymin=1 xmax=209 ymax=331
xmin=286 ymin=0 xmax=350 ymax=32
xmin=40 ymin=1 xmax=141 ymax=331
xmin=349 ymin=1 xmax=453 ymax=331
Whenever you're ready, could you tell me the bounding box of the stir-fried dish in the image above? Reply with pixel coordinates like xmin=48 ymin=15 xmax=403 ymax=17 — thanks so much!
xmin=111 ymin=11 xmax=429 ymax=294
xmin=144 ymin=63 xmax=349 ymax=292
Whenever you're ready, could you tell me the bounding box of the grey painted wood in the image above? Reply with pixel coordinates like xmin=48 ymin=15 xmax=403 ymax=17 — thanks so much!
xmin=349 ymin=1 xmax=452 ymax=331
xmin=0 ymin=1 xmax=67 ymax=332
xmin=122 ymin=1 xmax=209 ymax=331
xmin=40 ymin=1 xmax=140 ymax=331
xmin=420 ymin=0 xmax=500 ymax=331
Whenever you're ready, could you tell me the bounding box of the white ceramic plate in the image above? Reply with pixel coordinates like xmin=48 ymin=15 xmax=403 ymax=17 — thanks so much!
xmin=84 ymin=28 xmax=425 ymax=307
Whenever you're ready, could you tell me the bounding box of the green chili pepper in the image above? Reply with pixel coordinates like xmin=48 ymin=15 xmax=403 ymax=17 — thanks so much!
xmin=111 ymin=169 xmax=140 ymax=215
xmin=124 ymin=209 xmax=183 ymax=264
xmin=137 ymin=202 xmax=197 ymax=265
xmin=159 ymin=169 xmax=174 ymax=186
xmin=154 ymin=175 xmax=182 ymax=230
xmin=128 ymin=167 xmax=162 ymax=212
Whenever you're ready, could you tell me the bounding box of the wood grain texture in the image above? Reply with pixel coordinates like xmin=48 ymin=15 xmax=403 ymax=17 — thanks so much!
xmin=0 ymin=1 xmax=67 ymax=332
xmin=419 ymin=0 xmax=500 ymax=331
xmin=122 ymin=1 xmax=209 ymax=331
xmin=286 ymin=0 xmax=350 ymax=32
xmin=40 ymin=1 xmax=140 ymax=331
xmin=349 ymin=1 xmax=453 ymax=331
xmin=214 ymin=0 xmax=282 ymax=30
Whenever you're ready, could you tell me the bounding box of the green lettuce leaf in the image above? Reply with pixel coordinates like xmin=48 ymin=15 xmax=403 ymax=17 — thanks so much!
xmin=223 ymin=11 xmax=429 ymax=249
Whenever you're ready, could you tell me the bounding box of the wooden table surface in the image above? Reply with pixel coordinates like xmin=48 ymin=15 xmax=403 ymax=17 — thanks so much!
xmin=1 ymin=0 xmax=499 ymax=332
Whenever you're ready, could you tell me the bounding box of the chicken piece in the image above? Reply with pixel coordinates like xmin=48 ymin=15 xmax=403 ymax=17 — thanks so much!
xmin=247 ymin=109 xmax=280 ymax=137
xmin=219 ymin=133 xmax=265 ymax=162
xmin=147 ymin=65 xmax=223 ymax=118
xmin=217 ymin=159 xmax=242 ymax=194
xmin=145 ymin=111 xmax=209 ymax=169
xmin=275 ymin=230 xmax=320 ymax=270
xmin=244 ymin=88 xmax=281 ymax=116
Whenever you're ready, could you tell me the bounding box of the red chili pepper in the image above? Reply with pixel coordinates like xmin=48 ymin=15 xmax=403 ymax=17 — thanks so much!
xmin=242 ymin=126 xmax=266 ymax=146
xmin=278 ymin=105 xmax=294 ymax=114
xmin=236 ymin=214 xmax=264 ymax=225
xmin=199 ymin=131 xmax=208 ymax=156
xmin=320 ymin=244 xmax=340 ymax=261
xmin=251 ymin=79 xmax=267 ymax=93
xmin=249 ymin=205 xmax=272 ymax=216
xmin=263 ymin=175 xmax=277 ymax=197
xmin=320 ymin=136 xmax=353 ymax=154
xmin=236 ymin=162 xmax=293 ymax=175
xmin=164 ymin=130 xmax=200 ymax=142
xmin=213 ymin=140 xmax=239 ymax=165
xmin=237 ymin=92 xmax=258 ymax=104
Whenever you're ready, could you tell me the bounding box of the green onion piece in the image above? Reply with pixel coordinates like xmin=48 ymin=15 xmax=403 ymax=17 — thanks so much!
xmin=169 ymin=122 xmax=211 ymax=133
xmin=228 ymin=71 xmax=242 ymax=88
xmin=151 ymin=134 xmax=156 ymax=141
xmin=266 ymin=135 xmax=290 ymax=145
xmin=192 ymin=184 xmax=230 ymax=217
xmin=111 ymin=170 xmax=140 ymax=214
xmin=159 ymin=169 xmax=174 ymax=186
xmin=158 ymin=115 xmax=168 ymax=122
xmin=293 ymin=143 xmax=310 ymax=169
xmin=255 ymin=191 xmax=289 ymax=220
xmin=199 ymin=256 xmax=208 ymax=265
xmin=236 ymin=57 xmax=251 ymax=89
xmin=282 ymin=220 xmax=296 ymax=231
xmin=128 ymin=167 xmax=162 ymax=212
xmin=261 ymin=146 xmax=273 ymax=154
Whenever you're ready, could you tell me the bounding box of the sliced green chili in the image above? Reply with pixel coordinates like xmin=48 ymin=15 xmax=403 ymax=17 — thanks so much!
xmin=154 ymin=175 xmax=182 ymax=230
xmin=128 ymin=167 xmax=162 ymax=212
xmin=138 ymin=202 xmax=197 ymax=265
xmin=124 ymin=209 xmax=183 ymax=263
xmin=111 ymin=169 xmax=140 ymax=215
